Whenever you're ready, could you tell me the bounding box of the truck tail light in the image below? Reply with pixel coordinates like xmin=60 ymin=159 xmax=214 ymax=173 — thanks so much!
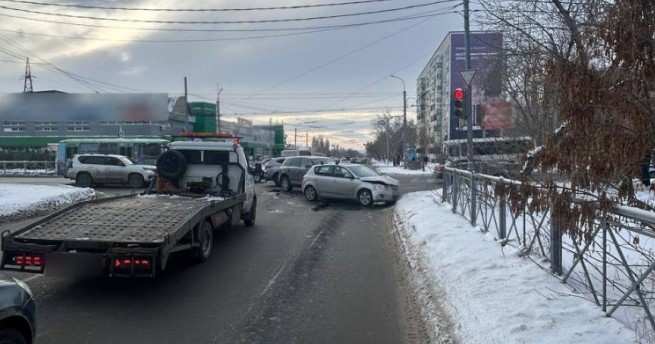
xmin=111 ymin=256 xmax=153 ymax=277
xmin=2 ymin=253 xmax=45 ymax=272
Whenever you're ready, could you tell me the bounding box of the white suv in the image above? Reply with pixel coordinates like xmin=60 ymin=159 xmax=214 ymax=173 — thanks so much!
xmin=66 ymin=154 xmax=156 ymax=188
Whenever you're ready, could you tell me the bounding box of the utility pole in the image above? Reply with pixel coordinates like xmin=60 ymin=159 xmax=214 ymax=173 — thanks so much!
xmin=216 ymin=85 xmax=223 ymax=133
xmin=23 ymin=57 xmax=33 ymax=93
xmin=390 ymin=75 xmax=407 ymax=168
xmin=464 ymin=0 xmax=473 ymax=169
xmin=294 ymin=128 xmax=297 ymax=149
xmin=464 ymin=0 xmax=476 ymax=225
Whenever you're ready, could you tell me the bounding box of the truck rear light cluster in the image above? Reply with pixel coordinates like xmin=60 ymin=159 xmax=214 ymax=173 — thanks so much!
xmin=1 ymin=252 xmax=45 ymax=273
xmin=113 ymin=258 xmax=151 ymax=268
xmin=14 ymin=255 xmax=43 ymax=266
xmin=111 ymin=257 xmax=154 ymax=277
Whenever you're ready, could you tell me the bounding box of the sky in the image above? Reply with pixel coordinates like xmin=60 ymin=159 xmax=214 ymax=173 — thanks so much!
xmin=0 ymin=0 xmax=464 ymax=149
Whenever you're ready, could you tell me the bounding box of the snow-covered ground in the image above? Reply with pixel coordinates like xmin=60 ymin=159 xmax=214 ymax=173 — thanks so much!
xmin=0 ymin=183 xmax=95 ymax=220
xmin=394 ymin=191 xmax=633 ymax=344
xmin=0 ymin=168 xmax=56 ymax=176
xmin=372 ymin=160 xmax=435 ymax=175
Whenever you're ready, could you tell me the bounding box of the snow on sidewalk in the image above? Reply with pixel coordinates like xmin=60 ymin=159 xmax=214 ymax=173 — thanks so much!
xmin=0 ymin=183 xmax=95 ymax=220
xmin=394 ymin=191 xmax=633 ymax=344
xmin=377 ymin=166 xmax=433 ymax=175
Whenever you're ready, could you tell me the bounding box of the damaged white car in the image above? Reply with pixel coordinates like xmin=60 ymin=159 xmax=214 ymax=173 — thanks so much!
xmin=301 ymin=163 xmax=399 ymax=206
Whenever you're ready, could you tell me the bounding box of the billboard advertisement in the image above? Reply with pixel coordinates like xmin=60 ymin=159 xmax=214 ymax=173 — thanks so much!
xmin=0 ymin=92 xmax=169 ymax=122
xmin=449 ymin=32 xmax=505 ymax=139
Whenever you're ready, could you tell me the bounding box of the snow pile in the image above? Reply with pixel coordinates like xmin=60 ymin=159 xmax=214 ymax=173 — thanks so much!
xmin=0 ymin=168 xmax=56 ymax=176
xmin=394 ymin=191 xmax=633 ymax=344
xmin=0 ymin=183 xmax=95 ymax=220
xmin=377 ymin=166 xmax=433 ymax=175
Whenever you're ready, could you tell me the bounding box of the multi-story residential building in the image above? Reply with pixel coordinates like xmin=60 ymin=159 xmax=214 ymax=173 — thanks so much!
xmin=417 ymin=31 xmax=505 ymax=160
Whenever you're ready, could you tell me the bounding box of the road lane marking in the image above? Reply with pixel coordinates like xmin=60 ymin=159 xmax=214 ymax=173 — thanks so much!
xmin=260 ymin=261 xmax=287 ymax=297
xmin=23 ymin=274 xmax=42 ymax=283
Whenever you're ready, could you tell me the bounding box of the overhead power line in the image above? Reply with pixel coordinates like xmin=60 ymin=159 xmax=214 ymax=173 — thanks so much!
xmin=0 ymin=27 xmax=343 ymax=43
xmin=242 ymin=13 xmax=448 ymax=99
xmin=0 ymin=7 xmax=458 ymax=43
xmin=0 ymin=7 xmax=458 ymax=33
xmin=0 ymin=0 xmax=458 ymax=25
xmin=0 ymin=0 xmax=399 ymax=12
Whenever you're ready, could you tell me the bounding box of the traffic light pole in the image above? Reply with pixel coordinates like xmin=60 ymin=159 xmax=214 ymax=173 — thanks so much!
xmin=463 ymin=0 xmax=476 ymax=226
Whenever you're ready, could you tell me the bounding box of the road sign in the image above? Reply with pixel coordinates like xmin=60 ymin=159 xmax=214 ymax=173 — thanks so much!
xmin=461 ymin=70 xmax=476 ymax=86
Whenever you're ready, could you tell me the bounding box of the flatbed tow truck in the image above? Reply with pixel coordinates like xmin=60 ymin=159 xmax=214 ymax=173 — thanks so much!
xmin=1 ymin=138 xmax=257 ymax=277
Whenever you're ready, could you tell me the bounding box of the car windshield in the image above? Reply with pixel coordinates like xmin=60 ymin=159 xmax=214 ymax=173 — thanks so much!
xmin=348 ymin=165 xmax=378 ymax=178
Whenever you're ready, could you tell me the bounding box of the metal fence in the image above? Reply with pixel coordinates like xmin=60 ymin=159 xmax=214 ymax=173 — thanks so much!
xmin=0 ymin=161 xmax=57 ymax=176
xmin=443 ymin=167 xmax=655 ymax=333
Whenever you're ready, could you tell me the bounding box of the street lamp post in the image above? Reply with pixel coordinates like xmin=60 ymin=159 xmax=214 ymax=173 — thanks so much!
xmin=390 ymin=74 xmax=407 ymax=168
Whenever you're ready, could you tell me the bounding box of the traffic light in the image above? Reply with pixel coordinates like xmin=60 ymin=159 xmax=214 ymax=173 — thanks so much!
xmin=453 ymin=88 xmax=465 ymax=119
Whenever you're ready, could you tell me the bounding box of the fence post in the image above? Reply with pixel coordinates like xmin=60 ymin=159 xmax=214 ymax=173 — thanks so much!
xmin=498 ymin=184 xmax=506 ymax=240
xmin=602 ymin=219 xmax=607 ymax=312
xmin=470 ymin=173 xmax=477 ymax=226
xmin=442 ymin=172 xmax=447 ymax=203
xmin=550 ymin=214 xmax=563 ymax=275
xmin=452 ymin=174 xmax=458 ymax=213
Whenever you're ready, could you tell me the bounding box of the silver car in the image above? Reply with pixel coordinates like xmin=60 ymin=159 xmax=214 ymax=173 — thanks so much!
xmin=302 ymin=163 xmax=399 ymax=206
xmin=65 ymin=154 xmax=156 ymax=188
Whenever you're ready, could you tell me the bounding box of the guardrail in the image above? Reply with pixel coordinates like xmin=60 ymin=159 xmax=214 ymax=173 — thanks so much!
xmin=0 ymin=161 xmax=57 ymax=176
xmin=443 ymin=167 xmax=655 ymax=334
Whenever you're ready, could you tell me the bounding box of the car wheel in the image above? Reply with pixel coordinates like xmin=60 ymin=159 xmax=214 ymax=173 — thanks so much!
xmin=75 ymin=172 xmax=93 ymax=187
xmin=244 ymin=197 xmax=257 ymax=227
xmin=128 ymin=173 xmax=145 ymax=188
xmin=358 ymin=189 xmax=373 ymax=207
xmin=191 ymin=221 xmax=213 ymax=263
xmin=280 ymin=175 xmax=292 ymax=192
xmin=304 ymin=185 xmax=318 ymax=202
xmin=0 ymin=329 xmax=27 ymax=344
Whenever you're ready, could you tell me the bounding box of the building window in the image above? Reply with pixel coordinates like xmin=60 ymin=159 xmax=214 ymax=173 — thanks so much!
xmin=2 ymin=127 xmax=24 ymax=132
xmin=37 ymin=127 xmax=57 ymax=132
xmin=67 ymin=126 xmax=90 ymax=132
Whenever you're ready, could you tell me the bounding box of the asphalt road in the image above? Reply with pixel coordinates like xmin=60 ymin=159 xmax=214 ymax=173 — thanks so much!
xmin=0 ymin=172 xmax=439 ymax=344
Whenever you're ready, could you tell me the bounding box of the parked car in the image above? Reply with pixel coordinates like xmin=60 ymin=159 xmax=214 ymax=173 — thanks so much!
xmin=0 ymin=273 xmax=35 ymax=344
xmin=302 ymin=163 xmax=399 ymax=206
xmin=263 ymin=157 xmax=286 ymax=185
xmin=65 ymin=154 xmax=156 ymax=188
xmin=278 ymin=156 xmax=333 ymax=191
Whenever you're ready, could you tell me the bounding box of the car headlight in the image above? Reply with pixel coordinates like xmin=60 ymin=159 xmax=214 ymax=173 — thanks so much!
xmin=13 ymin=278 xmax=33 ymax=298
xmin=374 ymin=184 xmax=386 ymax=191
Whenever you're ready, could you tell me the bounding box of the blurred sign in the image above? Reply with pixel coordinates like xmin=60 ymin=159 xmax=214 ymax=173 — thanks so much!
xmin=0 ymin=93 xmax=169 ymax=122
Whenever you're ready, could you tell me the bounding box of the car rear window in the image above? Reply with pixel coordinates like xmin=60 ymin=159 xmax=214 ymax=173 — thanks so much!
xmin=204 ymin=151 xmax=230 ymax=165
xmin=178 ymin=150 xmax=202 ymax=164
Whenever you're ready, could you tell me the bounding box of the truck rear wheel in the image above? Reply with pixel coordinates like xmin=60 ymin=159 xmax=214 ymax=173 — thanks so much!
xmin=244 ymin=197 xmax=257 ymax=227
xmin=192 ymin=221 xmax=213 ymax=263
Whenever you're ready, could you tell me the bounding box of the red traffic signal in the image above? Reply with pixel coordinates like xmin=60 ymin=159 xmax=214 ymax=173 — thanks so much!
xmin=454 ymin=88 xmax=465 ymax=102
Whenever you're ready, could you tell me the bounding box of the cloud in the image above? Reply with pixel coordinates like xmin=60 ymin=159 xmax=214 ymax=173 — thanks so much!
xmin=119 ymin=51 xmax=130 ymax=63
xmin=119 ymin=65 xmax=147 ymax=76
